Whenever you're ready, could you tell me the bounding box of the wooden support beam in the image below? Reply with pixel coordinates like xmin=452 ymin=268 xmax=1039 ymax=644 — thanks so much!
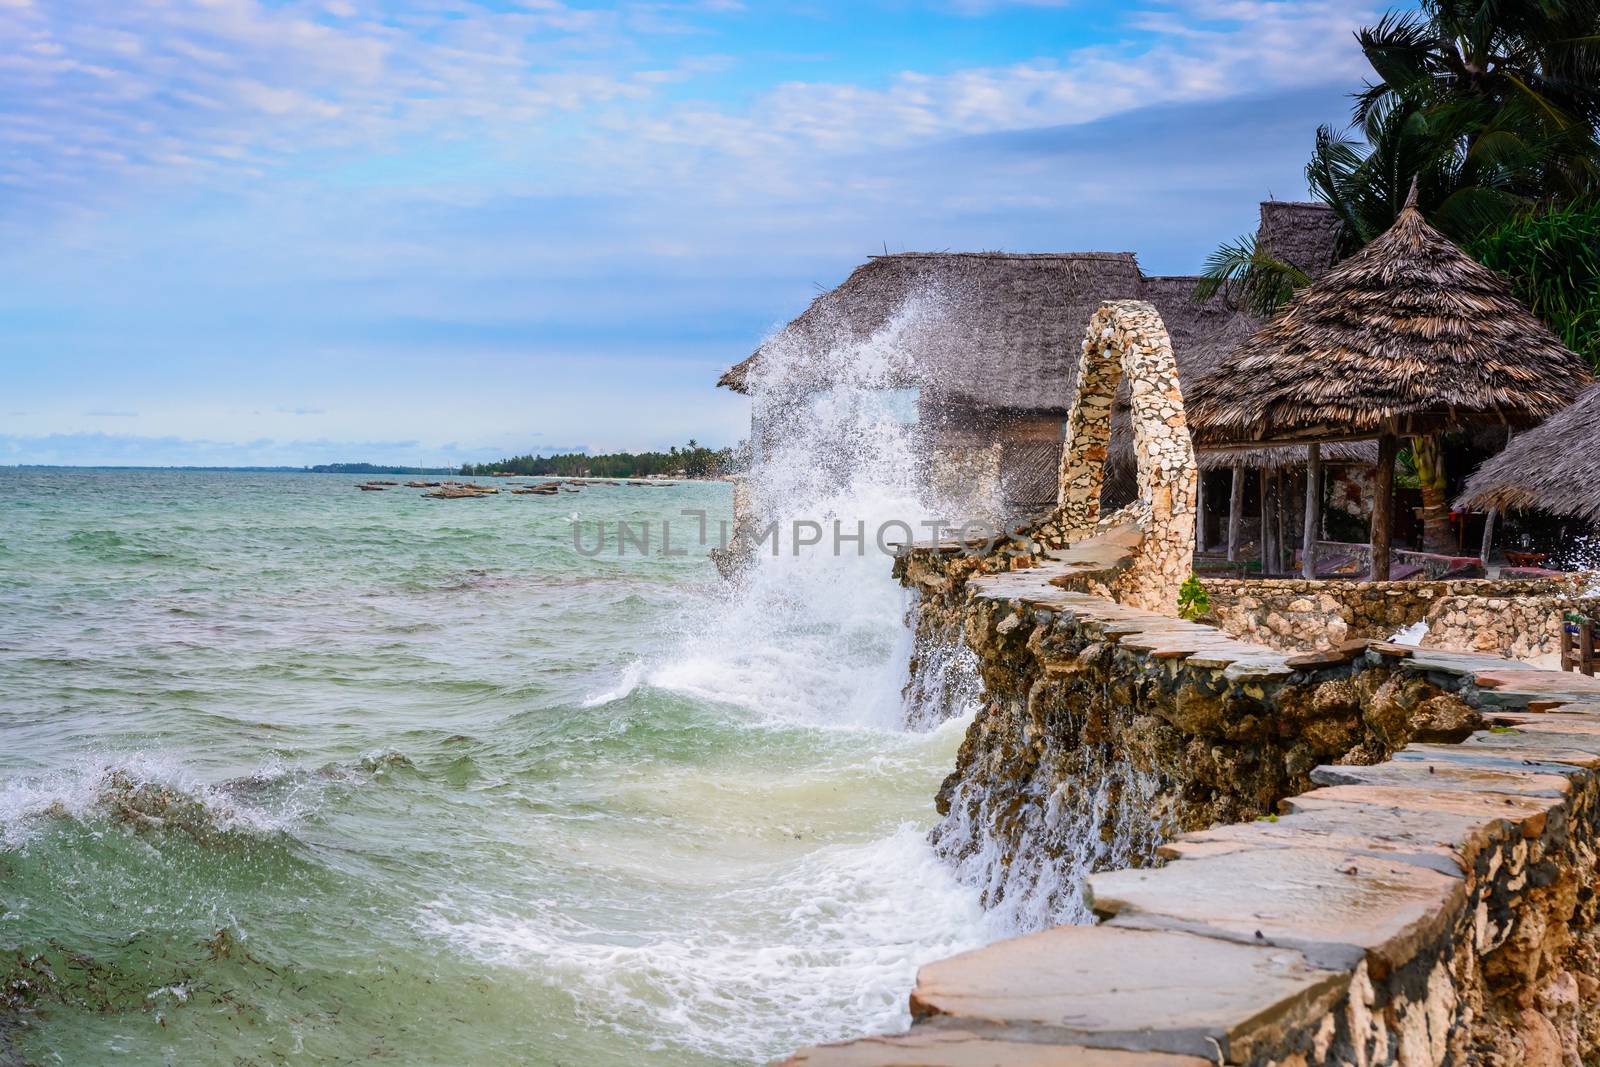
xmin=1227 ymin=462 xmax=1243 ymax=563
xmin=1480 ymin=508 xmax=1499 ymax=564
xmin=1301 ymin=443 xmax=1321 ymax=579
xmin=1479 ymin=429 xmax=1510 ymax=565
xmin=1259 ymin=468 xmax=1271 ymax=575
xmin=1371 ymin=432 xmax=1397 ymax=581
xmin=1195 ymin=468 xmax=1206 ymax=552
xmin=1275 ymin=470 xmax=1288 ymax=574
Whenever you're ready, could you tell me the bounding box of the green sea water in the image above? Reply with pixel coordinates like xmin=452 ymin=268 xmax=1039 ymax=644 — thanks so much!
xmin=0 ymin=469 xmax=992 ymax=1066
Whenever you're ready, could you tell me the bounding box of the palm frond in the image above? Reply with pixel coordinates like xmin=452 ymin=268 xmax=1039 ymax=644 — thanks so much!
xmin=1193 ymin=233 xmax=1311 ymax=317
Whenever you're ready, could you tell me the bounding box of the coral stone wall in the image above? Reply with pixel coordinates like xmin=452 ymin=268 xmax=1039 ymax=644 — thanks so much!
xmin=1055 ymin=300 xmax=1196 ymax=614
xmin=1202 ymin=575 xmax=1598 ymax=660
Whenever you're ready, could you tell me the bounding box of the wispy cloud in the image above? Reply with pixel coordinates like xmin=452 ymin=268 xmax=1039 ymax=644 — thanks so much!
xmin=0 ymin=0 xmax=1383 ymax=462
xmin=1 ymin=0 xmax=1374 ymax=216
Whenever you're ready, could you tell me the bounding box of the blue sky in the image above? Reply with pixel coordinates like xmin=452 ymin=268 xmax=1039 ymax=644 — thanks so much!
xmin=0 ymin=0 xmax=1387 ymax=467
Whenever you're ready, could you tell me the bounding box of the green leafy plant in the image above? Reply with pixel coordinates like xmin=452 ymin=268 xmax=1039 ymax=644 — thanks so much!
xmin=1472 ymin=199 xmax=1600 ymax=371
xmin=1177 ymin=574 xmax=1211 ymax=621
xmin=1193 ymin=233 xmax=1313 ymax=315
xmin=1203 ymin=1 xmax=1600 ymax=324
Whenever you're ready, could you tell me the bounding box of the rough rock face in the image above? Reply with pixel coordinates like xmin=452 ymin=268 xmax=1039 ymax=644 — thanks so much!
xmin=921 ymin=565 xmax=1452 ymax=929
xmin=868 ymin=539 xmax=1600 ymax=1067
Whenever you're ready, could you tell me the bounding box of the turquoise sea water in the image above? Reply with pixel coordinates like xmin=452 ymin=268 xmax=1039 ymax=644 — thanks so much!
xmin=0 ymin=469 xmax=990 ymax=1066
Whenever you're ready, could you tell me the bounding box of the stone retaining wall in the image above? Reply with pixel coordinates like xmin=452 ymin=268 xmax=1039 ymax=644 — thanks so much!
xmin=1202 ymin=575 xmax=1598 ymax=661
xmin=789 ymin=542 xmax=1600 ymax=1067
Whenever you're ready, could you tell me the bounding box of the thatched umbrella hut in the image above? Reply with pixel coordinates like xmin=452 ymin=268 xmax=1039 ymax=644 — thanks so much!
xmin=1188 ymin=186 xmax=1589 ymax=579
xmin=1458 ymin=383 xmax=1600 ymax=525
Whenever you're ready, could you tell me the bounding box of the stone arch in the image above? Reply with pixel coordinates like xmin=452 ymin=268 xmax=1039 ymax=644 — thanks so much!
xmin=1056 ymin=300 xmax=1197 ymax=613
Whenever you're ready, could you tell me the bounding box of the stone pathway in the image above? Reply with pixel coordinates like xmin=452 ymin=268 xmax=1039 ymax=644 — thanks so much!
xmin=782 ymin=541 xmax=1600 ymax=1066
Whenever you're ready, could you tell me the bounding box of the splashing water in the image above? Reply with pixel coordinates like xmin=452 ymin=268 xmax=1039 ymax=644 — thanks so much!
xmin=656 ymin=292 xmax=961 ymax=731
xmin=0 ymin=281 xmax=1163 ymax=1064
xmin=931 ymin=743 xmax=1169 ymax=933
xmin=0 ymin=466 xmax=1010 ymax=1066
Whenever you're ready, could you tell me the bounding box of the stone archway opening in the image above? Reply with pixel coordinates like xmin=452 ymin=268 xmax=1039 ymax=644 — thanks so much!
xmin=1055 ymin=300 xmax=1198 ymax=613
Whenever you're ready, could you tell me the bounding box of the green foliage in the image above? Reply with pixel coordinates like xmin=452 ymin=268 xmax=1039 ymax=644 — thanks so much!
xmin=1326 ymin=1 xmax=1600 ymax=242
xmin=310 ymin=463 xmax=453 ymax=475
xmin=1177 ymin=574 xmax=1211 ymax=621
xmin=1306 ymin=98 xmax=1541 ymax=251
xmin=1207 ymin=0 xmax=1600 ymax=310
xmin=1395 ymin=442 xmax=1422 ymax=489
xmin=1471 ymin=199 xmax=1600 ymax=369
xmin=1193 ymin=232 xmax=1312 ymax=316
xmin=461 ymin=440 xmax=739 ymax=479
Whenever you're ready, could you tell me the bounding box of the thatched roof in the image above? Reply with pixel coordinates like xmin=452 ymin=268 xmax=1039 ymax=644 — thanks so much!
xmin=1188 ymin=193 xmax=1590 ymax=447
xmin=1196 ymin=441 xmax=1377 ymax=472
xmin=1457 ymin=383 xmax=1600 ymax=522
xmin=718 ymin=254 xmax=1270 ymax=420
xmin=1257 ymin=201 xmax=1343 ymax=279
xmin=718 ymin=252 xmax=1149 ymax=412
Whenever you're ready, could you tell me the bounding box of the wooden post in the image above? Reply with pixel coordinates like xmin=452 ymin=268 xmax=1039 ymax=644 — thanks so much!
xmin=1301 ymin=443 xmax=1321 ymax=579
xmin=1195 ymin=468 xmax=1207 ymax=552
xmin=1259 ymin=469 xmax=1272 ymax=575
xmin=1227 ymin=462 xmax=1244 ymax=563
xmin=1584 ymin=621 xmax=1596 ymax=678
xmin=1479 ymin=430 xmax=1510 ymax=565
xmin=1371 ymin=433 xmax=1397 ymax=581
xmin=1273 ymin=470 xmax=1287 ymax=574
xmin=1480 ymin=509 xmax=1499 ymax=564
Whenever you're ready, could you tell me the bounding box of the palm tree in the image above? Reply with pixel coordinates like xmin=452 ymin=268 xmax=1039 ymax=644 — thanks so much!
xmin=1193 ymin=234 xmax=1313 ymax=317
xmin=1353 ymin=3 xmax=1600 ymax=195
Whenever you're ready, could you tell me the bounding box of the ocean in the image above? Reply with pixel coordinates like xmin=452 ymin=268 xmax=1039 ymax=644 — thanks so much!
xmin=0 ymin=467 xmax=998 ymax=1066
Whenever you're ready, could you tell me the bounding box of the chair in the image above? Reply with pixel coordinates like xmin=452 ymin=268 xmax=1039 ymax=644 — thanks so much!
xmin=1562 ymin=613 xmax=1598 ymax=676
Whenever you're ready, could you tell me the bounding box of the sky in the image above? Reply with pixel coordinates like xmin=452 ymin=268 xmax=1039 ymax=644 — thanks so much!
xmin=0 ymin=0 xmax=1390 ymax=467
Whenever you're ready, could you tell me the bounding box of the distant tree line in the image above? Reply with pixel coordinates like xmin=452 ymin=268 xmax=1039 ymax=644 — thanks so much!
xmin=461 ymin=440 xmax=738 ymax=478
xmin=310 ymin=463 xmax=456 ymax=475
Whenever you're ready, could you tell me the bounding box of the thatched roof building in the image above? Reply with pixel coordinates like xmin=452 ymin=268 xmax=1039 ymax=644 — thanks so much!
xmin=1188 ymin=193 xmax=1589 ymax=447
xmin=717 ymin=251 xmax=1155 ymax=411
xmin=721 ymin=202 xmax=1347 ymax=422
xmin=1458 ymin=383 xmax=1600 ymax=523
xmin=1188 ymin=186 xmax=1589 ymax=578
xmin=719 ymin=204 xmax=1360 ymax=512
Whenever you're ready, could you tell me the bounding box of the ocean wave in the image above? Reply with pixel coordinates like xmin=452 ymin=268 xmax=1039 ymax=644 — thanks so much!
xmin=421 ymin=823 xmax=991 ymax=1063
xmin=0 ymin=750 xmax=419 ymax=851
xmin=580 ymin=661 xmax=646 ymax=708
xmin=0 ymin=760 xmax=290 ymax=850
xmin=64 ymin=529 xmax=180 ymax=563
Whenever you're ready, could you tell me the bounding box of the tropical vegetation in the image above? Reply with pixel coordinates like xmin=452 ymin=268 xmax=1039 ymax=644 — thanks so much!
xmin=462 ymin=440 xmax=738 ymax=479
xmin=1199 ymin=0 xmax=1600 ymax=554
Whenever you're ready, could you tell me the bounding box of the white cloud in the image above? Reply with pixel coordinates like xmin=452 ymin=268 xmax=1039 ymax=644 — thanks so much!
xmin=0 ymin=0 xmax=1378 ymax=218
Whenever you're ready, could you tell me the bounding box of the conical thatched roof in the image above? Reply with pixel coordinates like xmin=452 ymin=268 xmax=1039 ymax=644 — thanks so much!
xmin=1188 ymin=195 xmax=1590 ymax=447
xmin=1457 ymin=383 xmax=1600 ymax=523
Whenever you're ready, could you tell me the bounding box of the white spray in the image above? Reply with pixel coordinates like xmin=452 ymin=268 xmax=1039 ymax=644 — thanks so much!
xmin=657 ymin=290 xmax=977 ymax=730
